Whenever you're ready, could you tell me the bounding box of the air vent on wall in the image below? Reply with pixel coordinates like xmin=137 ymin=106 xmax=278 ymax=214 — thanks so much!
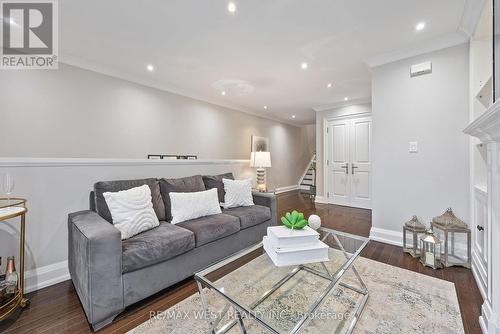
xmin=410 ymin=61 xmax=432 ymax=77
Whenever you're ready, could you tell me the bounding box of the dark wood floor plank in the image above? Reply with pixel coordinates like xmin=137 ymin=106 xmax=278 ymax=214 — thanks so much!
xmin=1 ymin=190 xmax=482 ymax=334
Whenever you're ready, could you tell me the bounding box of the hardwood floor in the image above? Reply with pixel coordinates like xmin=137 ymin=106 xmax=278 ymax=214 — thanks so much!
xmin=1 ymin=191 xmax=482 ymax=334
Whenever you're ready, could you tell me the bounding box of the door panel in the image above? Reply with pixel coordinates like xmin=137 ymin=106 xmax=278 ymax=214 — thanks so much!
xmin=350 ymin=117 xmax=372 ymax=208
xmin=328 ymin=120 xmax=350 ymax=206
xmin=327 ymin=115 xmax=372 ymax=209
xmin=353 ymin=121 xmax=370 ymax=162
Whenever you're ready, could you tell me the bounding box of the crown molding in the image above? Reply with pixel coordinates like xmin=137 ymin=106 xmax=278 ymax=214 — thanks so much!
xmin=458 ymin=0 xmax=488 ymax=38
xmin=312 ymin=97 xmax=372 ymax=112
xmin=364 ymin=0 xmax=486 ymax=68
xmin=363 ymin=32 xmax=467 ymax=68
xmin=58 ymin=53 xmax=302 ymax=128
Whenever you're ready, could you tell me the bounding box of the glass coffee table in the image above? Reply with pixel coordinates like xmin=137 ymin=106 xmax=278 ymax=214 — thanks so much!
xmin=194 ymin=227 xmax=369 ymax=334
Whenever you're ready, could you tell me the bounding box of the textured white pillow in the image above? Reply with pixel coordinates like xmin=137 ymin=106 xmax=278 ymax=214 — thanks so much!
xmin=103 ymin=185 xmax=160 ymax=240
xmin=223 ymin=178 xmax=254 ymax=208
xmin=169 ymin=188 xmax=222 ymax=224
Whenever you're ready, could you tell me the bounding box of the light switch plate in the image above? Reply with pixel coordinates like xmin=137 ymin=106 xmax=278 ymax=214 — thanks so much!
xmin=409 ymin=141 xmax=418 ymax=153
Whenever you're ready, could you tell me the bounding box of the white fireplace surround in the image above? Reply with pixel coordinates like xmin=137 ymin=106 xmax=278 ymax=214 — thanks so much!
xmin=464 ymin=98 xmax=500 ymax=334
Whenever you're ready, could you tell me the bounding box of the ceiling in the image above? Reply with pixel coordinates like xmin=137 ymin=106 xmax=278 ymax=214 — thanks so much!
xmin=59 ymin=0 xmax=473 ymax=125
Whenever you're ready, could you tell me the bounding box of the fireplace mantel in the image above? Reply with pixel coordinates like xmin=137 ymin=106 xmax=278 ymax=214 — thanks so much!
xmin=464 ymin=98 xmax=500 ymax=334
xmin=464 ymin=98 xmax=500 ymax=143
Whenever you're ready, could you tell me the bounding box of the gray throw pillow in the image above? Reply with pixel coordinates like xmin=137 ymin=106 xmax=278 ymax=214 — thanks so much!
xmin=159 ymin=175 xmax=206 ymax=222
xmin=202 ymin=173 xmax=234 ymax=203
xmin=94 ymin=178 xmax=159 ymax=223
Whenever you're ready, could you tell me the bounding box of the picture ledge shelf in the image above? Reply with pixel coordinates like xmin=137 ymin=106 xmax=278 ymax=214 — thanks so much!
xmin=0 ymin=158 xmax=249 ymax=168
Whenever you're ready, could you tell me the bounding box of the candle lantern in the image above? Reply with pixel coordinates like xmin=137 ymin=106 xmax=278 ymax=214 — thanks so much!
xmin=420 ymin=228 xmax=442 ymax=269
xmin=403 ymin=215 xmax=427 ymax=257
xmin=431 ymin=208 xmax=471 ymax=268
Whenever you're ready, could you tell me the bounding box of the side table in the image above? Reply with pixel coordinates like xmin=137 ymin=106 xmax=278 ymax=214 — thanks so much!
xmin=0 ymin=198 xmax=29 ymax=323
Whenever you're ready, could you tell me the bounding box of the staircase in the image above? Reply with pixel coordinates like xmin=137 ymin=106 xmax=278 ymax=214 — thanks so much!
xmin=299 ymin=154 xmax=316 ymax=197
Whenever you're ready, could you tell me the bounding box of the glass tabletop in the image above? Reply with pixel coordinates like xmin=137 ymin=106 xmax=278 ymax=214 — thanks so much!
xmin=195 ymin=227 xmax=369 ymax=334
xmin=0 ymin=198 xmax=26 ymax=209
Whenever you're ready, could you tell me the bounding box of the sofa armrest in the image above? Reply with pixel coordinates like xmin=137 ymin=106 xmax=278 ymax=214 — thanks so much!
xmin=252 ymin=191 xmax=277 ymax=226
xmin=68 ymin=210 xmax=124 ymax=330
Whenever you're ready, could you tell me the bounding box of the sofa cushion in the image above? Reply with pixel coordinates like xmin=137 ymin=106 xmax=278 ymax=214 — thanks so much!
xmin=176 ymin=214 xmax=240 ymax=247
xmin=94 ymin=178 xmax=160 ymax=223
xmin=223 ymin=205 xmax=271 ymax=229
xmin=159 ymin=175 xmax=206 ymax=222
xmin=202 ymin=173 xmax=234 ymax=203
xmin=122 ymin=222 xmax=195 ymax=273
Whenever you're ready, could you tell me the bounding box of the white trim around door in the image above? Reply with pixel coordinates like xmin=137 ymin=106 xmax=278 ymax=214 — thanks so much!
xmin=323 ymin=113 xmax=372 ymax=209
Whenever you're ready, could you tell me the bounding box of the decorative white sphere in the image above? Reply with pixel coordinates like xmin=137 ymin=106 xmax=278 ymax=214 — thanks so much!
xmin=308 ymin=215 xmax=321 ymax=230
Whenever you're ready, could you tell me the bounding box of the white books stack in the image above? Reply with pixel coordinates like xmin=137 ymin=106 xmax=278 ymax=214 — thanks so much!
xmin=263 ymin=226 xmax=329 ymax=267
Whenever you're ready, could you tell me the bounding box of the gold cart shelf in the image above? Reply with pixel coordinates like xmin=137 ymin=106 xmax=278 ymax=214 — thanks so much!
xmin=0 ymin=198 xmax=29 ymax=322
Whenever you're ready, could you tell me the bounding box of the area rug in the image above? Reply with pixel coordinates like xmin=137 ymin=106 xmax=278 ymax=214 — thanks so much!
xmin=128 ymin=253 xmax=464 ymax=334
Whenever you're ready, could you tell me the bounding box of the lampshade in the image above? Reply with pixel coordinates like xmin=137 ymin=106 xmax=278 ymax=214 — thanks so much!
xmin=250 ymin=151 xmax=272 ymax=168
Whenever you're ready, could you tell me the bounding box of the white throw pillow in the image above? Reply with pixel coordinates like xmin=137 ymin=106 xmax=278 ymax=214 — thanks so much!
xmin=223 ymin=178 xmax=254 ymax=208
xmin=103 ymin=185 xmax=160 ymax=240
xmin=169 ymin=188 xmax=222 ymax=224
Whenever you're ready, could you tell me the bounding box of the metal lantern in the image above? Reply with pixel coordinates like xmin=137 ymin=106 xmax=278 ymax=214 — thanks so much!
xmin=403 ymin=215 xmax=427 ymax=257
xmin=420 ymin=227 xmax=442 ymax=269
xmin=431 ymin=208 xmax=471 ymax=268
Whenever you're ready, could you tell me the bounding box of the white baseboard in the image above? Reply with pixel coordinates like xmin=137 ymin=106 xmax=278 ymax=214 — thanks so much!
xmin=275 ymin=185 xmax=300 ymax=194
xmin=24 ymin=260 xmax=70 ymax=293
xmin=314 ymin=196 xmax=329 ymax=204
xmin=369 ymin=227 xmax=403 ymax=247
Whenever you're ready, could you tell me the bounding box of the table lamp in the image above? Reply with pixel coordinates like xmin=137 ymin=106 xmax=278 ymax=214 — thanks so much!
xmin=250 ymin=151 xmax=272 ymax=192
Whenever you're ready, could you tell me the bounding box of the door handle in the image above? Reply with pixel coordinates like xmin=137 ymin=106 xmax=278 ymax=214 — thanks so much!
xmin=477 ymin=225 xmax=484 ymax=231
xmin=341 ymin=163 xmax=348 ymax=174
xmin=352 ymin=164 xmax=358 ymax=174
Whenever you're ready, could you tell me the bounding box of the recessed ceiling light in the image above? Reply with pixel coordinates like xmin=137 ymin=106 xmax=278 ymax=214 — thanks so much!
xmin=327 ymin=83 xmax=332 ymax=88
xmin=301 ymin=62 xmax=308 ymax=70
xmin=263 ymin=106 xmax=268 ymax=110
xmin=292 ymin=115 xmax=296 ymax=119
xmin=221 ymin=91 xmax=226 ymax=96
xmin=415 ymin=22 xmax=426 ymax=31
xmin=344 ymin=97 xmax=349 ymax=101
xmin=227 ymin=2 xmax=237 ymax=13
xmin=146 ymin=64 xmax=154 ymax=72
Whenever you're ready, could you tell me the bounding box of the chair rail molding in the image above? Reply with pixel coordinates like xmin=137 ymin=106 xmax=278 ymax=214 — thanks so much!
xmin=464 ymin=98 xmax=500 ymax=334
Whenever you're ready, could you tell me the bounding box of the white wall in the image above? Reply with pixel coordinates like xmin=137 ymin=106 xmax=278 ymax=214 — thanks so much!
xmin=370 ymin=44 xmax=470 ymax=245
xmin=0 ymin=63 xmax=314 ymax=190
xmin=315 ymin=103 xmax=372 ymax=197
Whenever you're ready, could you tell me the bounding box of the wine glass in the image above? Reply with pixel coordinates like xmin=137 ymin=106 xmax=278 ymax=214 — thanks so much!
xmin=2 ymin=173 xmax=14 ymax=207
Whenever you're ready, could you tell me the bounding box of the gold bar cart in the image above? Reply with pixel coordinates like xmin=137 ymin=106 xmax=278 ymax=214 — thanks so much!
xmin=0 ymin=198 xmax=29 ymax=322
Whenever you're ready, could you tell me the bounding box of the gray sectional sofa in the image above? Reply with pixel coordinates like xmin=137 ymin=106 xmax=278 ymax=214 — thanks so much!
xmin=68 ymin=174 xmax=276 ymax=331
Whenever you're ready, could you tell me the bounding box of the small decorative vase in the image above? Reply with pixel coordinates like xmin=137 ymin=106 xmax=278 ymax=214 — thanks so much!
xmin=308 ymin=215 xmax=321 ymax=230
xmin=5 ymin=256 xmax=18 ymax=294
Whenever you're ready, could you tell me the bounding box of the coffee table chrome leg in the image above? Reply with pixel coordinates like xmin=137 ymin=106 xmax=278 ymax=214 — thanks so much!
xmin=332 ymin=233 xmax=368 ymax=292
xmin=345 ymin=292 xmax=369 ymax=334
xmin=211 ymin=302 xmax=231 ymax=331
xmin=196 ymin=280 xmax=216 ymax=334
xmin=235 ymin=310 xmax=247 ymax=334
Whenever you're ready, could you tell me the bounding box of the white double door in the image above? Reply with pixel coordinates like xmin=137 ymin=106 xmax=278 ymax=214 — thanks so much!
xmin=326 ymin=115 xmax=372 ymax=209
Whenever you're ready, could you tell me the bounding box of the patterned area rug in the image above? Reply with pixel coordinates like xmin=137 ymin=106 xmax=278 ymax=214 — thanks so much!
xmin=128 ymin=253 xmax=464 ymax=334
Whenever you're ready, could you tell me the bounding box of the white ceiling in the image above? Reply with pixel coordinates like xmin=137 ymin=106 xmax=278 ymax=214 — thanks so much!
xmin=59 ymin=0 xmax=472 ymax=125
